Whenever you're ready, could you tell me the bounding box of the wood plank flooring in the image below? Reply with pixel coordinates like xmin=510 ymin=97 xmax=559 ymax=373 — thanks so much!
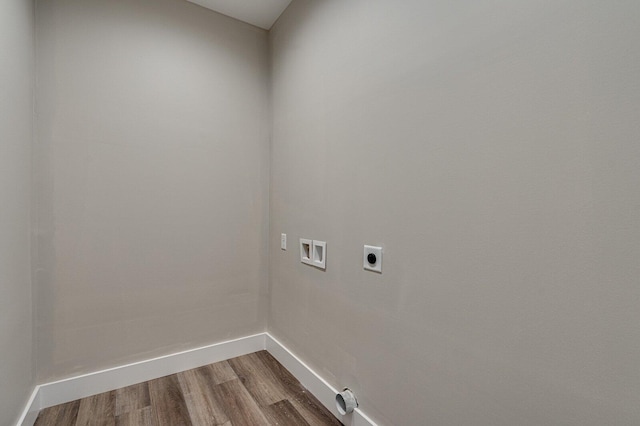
xmin=35 ymin=351 xmax=342 ymax=426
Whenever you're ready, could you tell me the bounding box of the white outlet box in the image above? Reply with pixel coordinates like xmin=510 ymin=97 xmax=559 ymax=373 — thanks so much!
xmin=364 ymin=245 xmax=382 ymax=273
xmin=281 ymin=233 xmax=287 ymax=250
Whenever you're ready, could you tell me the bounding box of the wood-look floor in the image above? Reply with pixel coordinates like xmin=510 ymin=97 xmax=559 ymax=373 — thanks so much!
xmin=35 ymin=350 xmax=342 ymax=426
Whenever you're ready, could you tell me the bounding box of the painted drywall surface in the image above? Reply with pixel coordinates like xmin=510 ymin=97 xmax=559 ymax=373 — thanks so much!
xmin=0 ymin=0 xmax=35 ymax=424
xmin=269 ymin=1 xmax=640 ymax=425
xmin=186 ymin=0 xmax=293 ymax=30
xmin=35 ymin=0 xmax=270 ymax=381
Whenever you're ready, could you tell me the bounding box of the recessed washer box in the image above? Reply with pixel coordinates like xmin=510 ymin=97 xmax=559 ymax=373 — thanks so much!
xmin=300 ymin=238 xmax=313 ymax=266
xmin=312 ymin=240 xmax=326 ymax=270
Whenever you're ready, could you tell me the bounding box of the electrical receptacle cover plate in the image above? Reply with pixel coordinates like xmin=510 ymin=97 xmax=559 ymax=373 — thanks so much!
xmin=363 ymin=245 xmax=382 ymax=273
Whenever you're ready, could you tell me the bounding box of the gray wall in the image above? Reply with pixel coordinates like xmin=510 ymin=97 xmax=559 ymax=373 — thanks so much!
xmin=35 ymin=0 xmax=270 ymax=381
xmin=0 ymin=0 xmax=35 ymax=424
xmin=269 ymin=1 xmax=640 ymax=425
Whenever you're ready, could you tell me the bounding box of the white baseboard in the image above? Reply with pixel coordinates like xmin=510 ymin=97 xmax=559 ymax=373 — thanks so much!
xmin=265 ymin=333 xmax=378 ymax=426
xmin=15 ymin=386 xmax=40 ymax=426
xmin=17 ymin=333 xmax=265 ymax=426
xmin=17 ymin=332 xmax=376 ymax=426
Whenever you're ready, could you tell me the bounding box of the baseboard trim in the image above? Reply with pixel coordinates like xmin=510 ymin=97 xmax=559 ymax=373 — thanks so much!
xmin=15 ymin=386 xmax=40 ymax=426
xmin=17 ymin=333 xmax=265 ymax=425
xmin=18 ymin=332 xmax=377 ymax=426
xmin=265 ymin=333 xmax=378 ymax=426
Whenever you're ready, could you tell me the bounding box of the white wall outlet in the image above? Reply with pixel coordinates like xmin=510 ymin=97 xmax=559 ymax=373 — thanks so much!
xmin=312 ymin=240 xmax=326 ymax=270
xmin=300 ymin=238 xmax=313 ymax=265
xmin=364 ymin=245 xmax=382 ymax=273
xmin=281 ymin=233 xmax=287 ymax=250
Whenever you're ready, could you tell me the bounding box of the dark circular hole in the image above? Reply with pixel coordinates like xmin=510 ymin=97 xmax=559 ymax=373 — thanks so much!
xmin=367 ymin=253 xmax=377 ymax=264
xmin=336 ymin=393 xmax=346 ymax=413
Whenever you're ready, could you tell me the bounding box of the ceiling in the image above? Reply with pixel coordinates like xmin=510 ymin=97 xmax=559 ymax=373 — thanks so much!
xmin=185 ymin=0 xmax=293 ymax=30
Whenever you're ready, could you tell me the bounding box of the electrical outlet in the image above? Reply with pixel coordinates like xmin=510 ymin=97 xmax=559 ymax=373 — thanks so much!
xmin=364 ymin=245 xmax=382 ymax=273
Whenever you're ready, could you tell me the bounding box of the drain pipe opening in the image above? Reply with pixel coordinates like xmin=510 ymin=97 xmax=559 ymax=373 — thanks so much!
xmin=335 ymin=388 xmax=358 ymax=415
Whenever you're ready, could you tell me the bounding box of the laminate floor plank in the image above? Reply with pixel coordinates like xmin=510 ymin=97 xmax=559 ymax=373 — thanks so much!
xmin=115 ymin=382 xmax=150 ymax=416
xmin=227 ymin=352 xmax=289 ymax=407
xmin=256 ymin=351 xmax=342 ymax=426
xmin=115 ymin=407 xmax=153 ymax=426
xmin=210 ymin=378 xmax=271 ymax=426
xmin=148 ymin=374 xmax=192 ymax=426
xmin=203 ymin=360 xmax=238 ymax=384
xmin=76 ymin=390 xmax=116 ymax=426
xmin=34 ymin=400 xmax=81 ymax=426
xmin=287 ymin=392 xmax=342 ymax=426
xmin=35 ymin=351 xmax=342 ymax=426
xmin=178 ymin=366 xmax=232 ymax=425
xmin=264 ymin=399 xmax=312 ymax=426
xmin=255 ymin=351 xmax=305 ymax=394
